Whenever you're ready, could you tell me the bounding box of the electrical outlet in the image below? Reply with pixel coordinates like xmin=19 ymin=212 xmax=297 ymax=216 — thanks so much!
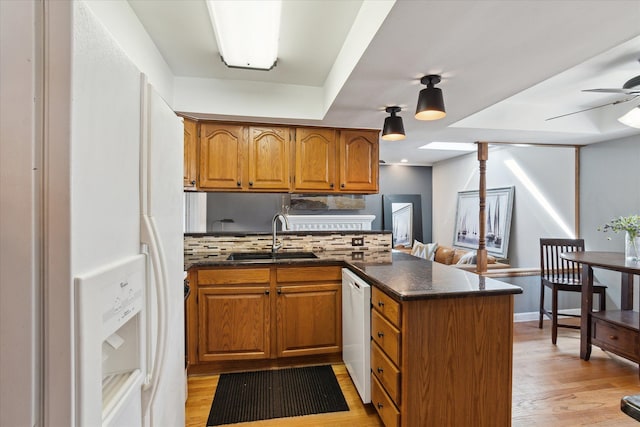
xmin=351 ymin=237 xmax=364 ymax=246
xmin=351 ymin=251 xmax=364 ymax=260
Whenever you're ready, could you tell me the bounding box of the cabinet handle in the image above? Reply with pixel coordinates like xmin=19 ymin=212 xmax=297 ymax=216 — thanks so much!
xmin=264 ymin=290 xmax=270 ymax=295
xmin=378 ymin=301 xmax=384 ymax=307
xmin=249 ymin=181 xmax=254 ymax=186
xmin=341 ymin=183 xmax=345 ymax=188
xmin=609 ymin=335 xmax=618 ymax=340
xmin=330 ymin=183 xmax=334 ymax=188
xmin=377 ymin=331 xmax=384 ymax=338
xmin=377 ymin=367 xmax=384 ymax=374
xmin=237 ymin=181 xmax=241 ymax=187
xmin=377 ymin=403 xmax=383 ymax=409
xmin=277 ymin=288 xmax=282 ymax=294
xmin=190 ymin=180 xmax=196 ymax=185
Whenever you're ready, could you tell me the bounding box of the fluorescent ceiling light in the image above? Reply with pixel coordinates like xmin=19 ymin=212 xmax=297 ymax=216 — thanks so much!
xmin=618 ymin=106 xmax=640 ymax=129
xmin=419 ymin=142 xmax=477 ymax=151
xmin=206 ymin=0 xmax=281 ymax=70
xmin=400 ymin=159 xmax=409 ymax=163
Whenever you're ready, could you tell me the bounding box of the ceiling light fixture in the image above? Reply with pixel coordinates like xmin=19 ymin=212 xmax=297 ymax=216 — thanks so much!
xmin=618 ymin=105 xmax=640 ymax=129
xmin=381 ymin=106 xmax=406 ymax=141
xmin=415 ymin=75 xmax=446 ymax=120
xmin=206 ymin=0 xmax=281 ymax=70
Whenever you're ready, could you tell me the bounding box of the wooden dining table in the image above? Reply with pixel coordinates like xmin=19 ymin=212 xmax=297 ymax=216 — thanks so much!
xmin=560 ymin=251 xmax=640 ymax=364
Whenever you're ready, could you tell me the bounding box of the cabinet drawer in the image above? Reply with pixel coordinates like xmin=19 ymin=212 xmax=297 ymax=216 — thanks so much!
xmin=371 ymin=341 xmax=401 ymax=405
xmin=276 ymin=266 xmax=342 ymax=283
xmin=592 ymin=317 xmax=639 ymax=361
xmin=371 ymin=374 xmax=400 ymax=427
xmin=198 ymin=268 xmax=270 ymax=285
xmin=372 ymin=287 xmax=400 ymax=328
xmin=371 ymin=309 xmax=401 ymax=366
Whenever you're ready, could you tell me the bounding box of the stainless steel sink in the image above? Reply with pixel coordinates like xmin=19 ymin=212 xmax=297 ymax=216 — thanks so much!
xmin=226 ymin=251 xmax=317 ymax=261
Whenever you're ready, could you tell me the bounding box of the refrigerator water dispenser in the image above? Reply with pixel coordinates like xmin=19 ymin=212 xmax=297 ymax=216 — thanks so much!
xmin=75 ymin=254 xmax=146 ymax=427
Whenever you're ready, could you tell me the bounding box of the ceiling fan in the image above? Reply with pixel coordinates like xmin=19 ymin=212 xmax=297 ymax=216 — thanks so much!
xmin=546 ymin=73 xmax=640 ymax=121
xmin=582 ymin=74 xmax=640 ymax=95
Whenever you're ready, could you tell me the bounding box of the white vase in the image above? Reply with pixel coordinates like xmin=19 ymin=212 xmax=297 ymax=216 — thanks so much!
xmin=625 ymin=231 xmax=640 ymax=263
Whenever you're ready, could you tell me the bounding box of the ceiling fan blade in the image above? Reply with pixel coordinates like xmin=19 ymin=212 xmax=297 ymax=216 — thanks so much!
xmin=545 ymin=95 xmax=638 ymax=121
xmin=582 ymin=88 xmax=640 ymax=94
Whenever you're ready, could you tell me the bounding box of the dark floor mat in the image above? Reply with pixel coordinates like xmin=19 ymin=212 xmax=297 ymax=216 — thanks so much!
xmin=206 ymin=365 xmax=349 ymax=426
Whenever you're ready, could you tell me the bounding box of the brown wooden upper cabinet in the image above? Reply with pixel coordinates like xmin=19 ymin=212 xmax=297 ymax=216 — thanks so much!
xmin=183 ymin=118 xmax=198 ymax=190
xmin=293 ymin=127 xmax=337 ymax=192
xmin=294 ymin=127 xmax=379 ymax=194
xmin=195 ymin=121 xmax=379 ymax=194
xmin=339 ymin=129 xmax=379 ymax=193
xmin=199 ymin=123 xmax=246 ymax=190
xmin=247 ymin=126 xmax=291 ymax=191
xmin=199 ymin=123 xmax=291 ymax=191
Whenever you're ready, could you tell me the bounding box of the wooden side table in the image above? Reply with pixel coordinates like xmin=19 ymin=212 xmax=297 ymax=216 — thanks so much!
xmin=560 ymin=252 xmax=640 ymax=366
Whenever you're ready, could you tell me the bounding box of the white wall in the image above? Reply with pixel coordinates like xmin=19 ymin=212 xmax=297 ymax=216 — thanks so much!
xmin=433 ymin=145 xmax=576 ymax=268
xmin=581 ymin=134 xmax=640 ymax=309
xmin=83 ymin=0 xmax=174 ymax=105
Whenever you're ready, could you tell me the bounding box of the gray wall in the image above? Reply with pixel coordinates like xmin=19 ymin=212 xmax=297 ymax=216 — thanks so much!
xmin=432 ymin=145 xmax=576 ymax=268
xmin=205 ymin=165 xmax=433 ymax=240
xmin=580 ymin=134 xmax=640 ymax=310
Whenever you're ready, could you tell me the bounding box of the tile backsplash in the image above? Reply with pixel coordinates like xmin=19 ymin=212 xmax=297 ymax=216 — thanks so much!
xmin=184 ymin=232 xmax=392 ymax=254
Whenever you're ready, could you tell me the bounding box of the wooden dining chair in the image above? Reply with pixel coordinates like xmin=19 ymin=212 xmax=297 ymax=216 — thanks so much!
xmin=539 ymin=238 xmax=607 ymax=344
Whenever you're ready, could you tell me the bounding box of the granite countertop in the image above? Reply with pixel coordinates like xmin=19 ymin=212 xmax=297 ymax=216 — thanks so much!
xmin=185 ymin=250 xmax=522 ymax=301
xmin=349 ymin=252 xmax=522 ymax=301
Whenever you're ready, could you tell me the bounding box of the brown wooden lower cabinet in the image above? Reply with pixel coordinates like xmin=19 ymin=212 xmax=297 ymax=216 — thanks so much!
xmin=187 ymin=264 xmax=342 ymax=371
xmin=277 ymin=283 xmax=341 ymax=357
xmin=197 ymin=286 xmax=271 ymax=362
xmin=370 ymin=287 xmax=514 ymax=427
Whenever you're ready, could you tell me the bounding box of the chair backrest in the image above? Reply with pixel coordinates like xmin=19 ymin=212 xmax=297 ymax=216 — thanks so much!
xmin=540 ymin=238 xmax=585 ymax=281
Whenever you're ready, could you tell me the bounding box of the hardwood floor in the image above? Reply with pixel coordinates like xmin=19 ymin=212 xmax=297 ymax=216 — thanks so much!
xmin=186 ymin=321 xmax=640 ymax=426
xmin=512 ymin=320 xmax=639 ymax=426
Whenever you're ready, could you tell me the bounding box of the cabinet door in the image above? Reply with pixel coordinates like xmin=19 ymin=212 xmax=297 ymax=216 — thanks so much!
xmin=338 ymin=129 xmax=379 ymax=193
xmin=183 ymin=118 xmax=198 ymax=189
xmin=247 ymin=126 xmax=291 ymax=191
xmin=293 ymin=127 xmax=337 ymax=192
xmin=199 ymin=123 xmax=246 ymax=190
xmin=198 ymin=286 xmax=270 ymax=362
xmin=276 ymin=283 xmax=341 ymax=358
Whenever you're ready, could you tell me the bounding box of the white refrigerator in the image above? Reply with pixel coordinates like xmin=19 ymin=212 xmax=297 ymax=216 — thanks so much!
xmin=71 ymin=3 xmax=185 ymax=425
xmin=75 ymin=76 xmax=185 ymax=426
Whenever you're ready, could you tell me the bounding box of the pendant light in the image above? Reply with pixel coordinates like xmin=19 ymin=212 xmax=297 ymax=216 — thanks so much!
xmin=415 ymin=75 xmax=446 ymax=120
xmin=382 ymin=106 xmax=406 ymax=141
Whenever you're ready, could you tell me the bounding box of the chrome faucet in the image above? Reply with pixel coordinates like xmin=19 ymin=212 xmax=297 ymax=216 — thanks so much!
xmin=272 ymin=213 xmax=290 ymax=253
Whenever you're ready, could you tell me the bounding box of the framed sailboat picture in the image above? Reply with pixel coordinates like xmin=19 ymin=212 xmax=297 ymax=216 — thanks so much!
xmin=453 ymin=186 xmax=514 ymax=259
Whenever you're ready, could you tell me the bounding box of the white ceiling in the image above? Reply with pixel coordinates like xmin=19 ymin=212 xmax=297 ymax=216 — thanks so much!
xmin=128 ymin=0 xmax=640 ymax=166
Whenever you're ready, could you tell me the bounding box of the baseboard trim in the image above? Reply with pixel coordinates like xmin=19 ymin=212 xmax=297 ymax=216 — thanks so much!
xmin=514 ymin=312 xmax=539 ymax=322
xmin=514 ymin=309 xmax=581 ymax=323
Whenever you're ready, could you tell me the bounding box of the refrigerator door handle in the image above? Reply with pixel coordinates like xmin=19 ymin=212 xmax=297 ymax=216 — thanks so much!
xmin=140 ymin=215 xmax=168 ymax=414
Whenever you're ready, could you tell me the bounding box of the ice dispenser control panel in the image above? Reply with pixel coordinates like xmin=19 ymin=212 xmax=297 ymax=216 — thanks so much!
xmin=101 ymin=274 xmax=143 ymax=340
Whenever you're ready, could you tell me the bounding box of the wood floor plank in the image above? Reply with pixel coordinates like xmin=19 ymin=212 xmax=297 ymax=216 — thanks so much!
xmin=186 ymin=321 xmax=640 ymax=426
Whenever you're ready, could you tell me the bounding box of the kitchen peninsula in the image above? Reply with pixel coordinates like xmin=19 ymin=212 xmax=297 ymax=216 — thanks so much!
xmin=184 ymin=232 xmax=522 ymax=427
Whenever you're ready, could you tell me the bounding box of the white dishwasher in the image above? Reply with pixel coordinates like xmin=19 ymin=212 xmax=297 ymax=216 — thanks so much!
xmin=342 ymin=268 xmax=371 ymax=403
